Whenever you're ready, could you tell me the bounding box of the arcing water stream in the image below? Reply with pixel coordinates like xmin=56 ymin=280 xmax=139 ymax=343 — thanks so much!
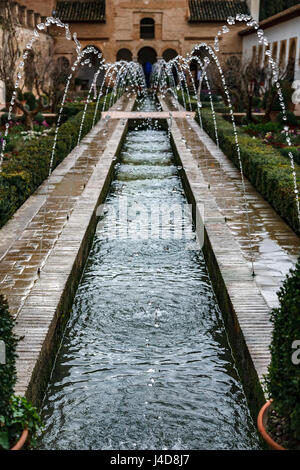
xmin=37 ymin=100 xmax=261 ymax=450
xmin=1 ymin=11 xmax=298 ymax=450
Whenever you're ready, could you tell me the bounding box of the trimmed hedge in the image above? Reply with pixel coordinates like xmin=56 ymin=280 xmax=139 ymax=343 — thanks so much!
xmin=62 ymin=91 xmax=115 ymax=122
xmin=265 ymin=255 xmax=300 ymax=441
xmin=279 ymin=147 xmax=300 ymax=167
xmin=197 ymin=109 xmax=300 ymax=235
xmin=0 ymin=94 xmax=117 ymax=228
xmin=0 ymin=294 xmax=18 ymax=418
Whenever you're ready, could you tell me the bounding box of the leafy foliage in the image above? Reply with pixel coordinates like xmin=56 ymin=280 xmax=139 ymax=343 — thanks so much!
xmin=0 ymin=295 xmax=43 ymax=449
xmin=0 ymin=396 xmax=43 ymax=449
xmin=0 ymin=93 xmax=116 ymax=228
xmin=0 ymin=294 xmax=17 ymax=418
xmin=197 ymin=109 xmax=300 ymax=235
xmin=265 ymin=256 xmax=300 ymax=440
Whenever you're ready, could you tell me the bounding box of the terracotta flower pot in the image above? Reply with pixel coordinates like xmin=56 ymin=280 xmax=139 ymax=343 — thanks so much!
xmin=257 ymin=400 xmax=286 ymax=450
xmin=10 ymin=428 xmax=28 ymax=450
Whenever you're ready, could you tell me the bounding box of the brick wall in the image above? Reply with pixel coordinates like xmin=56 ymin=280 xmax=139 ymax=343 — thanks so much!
xmin=18 ymin=0 xmax=56 ymax=17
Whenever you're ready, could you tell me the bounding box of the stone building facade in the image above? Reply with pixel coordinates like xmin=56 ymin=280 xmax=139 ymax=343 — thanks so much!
xmin=52 ymin=0 xmax=258 ymax=65
xmin=240 ymin=4 xmax=300 ymax=81
xmin=1 ymin=0 xmax=263 ymax=102
xmin=0 ymin=0 xmax=54 ymax=106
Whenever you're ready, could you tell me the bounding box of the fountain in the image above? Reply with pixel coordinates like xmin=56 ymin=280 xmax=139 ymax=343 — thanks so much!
xmin=0 ymin=11 xmax=299 ymax=451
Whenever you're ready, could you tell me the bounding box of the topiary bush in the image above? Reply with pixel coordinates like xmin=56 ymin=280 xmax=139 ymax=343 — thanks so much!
xmin=23 ymin=92 xmax=36 ymax=111
xmin=277 ymin=111 xmax=299 ymax=127
xmin=265 ymin=256 xmax=300 ymax=441
xmin=279 ymin=147 xmax=300 ymax=166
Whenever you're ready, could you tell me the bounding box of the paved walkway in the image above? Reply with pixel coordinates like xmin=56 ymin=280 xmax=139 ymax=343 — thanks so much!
xmin=163 ymin=96 xmax=299 ymax=310
xmin=0 ymin=96 xmax=132 ymax=319
xmin=160 ymin=96 xmax=299 ymax=385
xmin=102 ymin=111 xmax=195 ymax=119
xmin=1 ymin=94 xmax=299 ymax=403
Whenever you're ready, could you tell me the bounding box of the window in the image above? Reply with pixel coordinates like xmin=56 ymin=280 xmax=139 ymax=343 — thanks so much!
xmin=140 ymin=18 xmax=155 ymax=39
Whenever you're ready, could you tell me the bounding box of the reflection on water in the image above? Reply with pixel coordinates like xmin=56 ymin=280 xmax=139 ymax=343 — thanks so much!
xmin=38 ymin=113 xmax=261 ymax=450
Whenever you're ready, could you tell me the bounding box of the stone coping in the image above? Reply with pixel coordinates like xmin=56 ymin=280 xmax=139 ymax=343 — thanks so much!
xmin=0 ymin=95 xmax=134 ymax=402
xmin=160 ymin=96 xmax=299 ymax=415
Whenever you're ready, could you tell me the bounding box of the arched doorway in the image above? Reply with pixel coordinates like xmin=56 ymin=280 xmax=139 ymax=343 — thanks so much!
xmin=162 ymin=49 xmax=178 ymax=62
xmin=138 ymin=47 xmax=157 ymax=65
xmin=138 ymin=47 xmax=157 ymax=87
xmin=116 ymin=48 xmax=133 ymax=62
xmin=77 ymin=46 xmax=103 ymax=89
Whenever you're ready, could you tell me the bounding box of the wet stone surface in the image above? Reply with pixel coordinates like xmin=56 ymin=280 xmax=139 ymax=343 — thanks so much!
xmin=0 ymin=97 xmax=131 ymax=319
xmin=162 ymin=95 xmax=299 ymax=310
xmin=37 ymin=114 xmax=261 ymax=450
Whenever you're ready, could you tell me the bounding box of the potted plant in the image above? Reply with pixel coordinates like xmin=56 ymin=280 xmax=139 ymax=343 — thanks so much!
xmin=0 ymin=294 xmax=43 ymax=450
xmin=258 ymin=256 xmax=300 ymax=450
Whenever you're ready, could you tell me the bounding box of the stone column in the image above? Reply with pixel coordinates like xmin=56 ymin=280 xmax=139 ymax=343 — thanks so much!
xmin=0 ymin=80 xmax=6 ymax=108
xmin=34 ymin=13 xmax=41 ymax=28
xmin=11 ymin=2 xmax=19 ymax=23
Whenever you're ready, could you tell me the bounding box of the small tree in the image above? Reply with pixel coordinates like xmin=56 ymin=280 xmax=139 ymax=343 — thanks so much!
xmin=17 ymin=49 xmax=73 ymax=128
xmin=209 ymin=56 xmax=264 ymax=122
xmin=0 ymin=0 xmax=20 ymax=101
xmin=265 ymin=255 xmax=300 ymax=440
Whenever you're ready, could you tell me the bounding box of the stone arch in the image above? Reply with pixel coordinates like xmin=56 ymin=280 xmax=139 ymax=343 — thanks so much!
xmin=162 ymin=48 xmax=178 ymax=62
xmin=138 ymin=47 xmax=157 ymax=88
xmin=138 ymin=46 xmax=157 ymax=65
xmin=116 ymin=48 xmax=133 ymax=62
xmin=77 ymin=45 xmax=103 ymax=89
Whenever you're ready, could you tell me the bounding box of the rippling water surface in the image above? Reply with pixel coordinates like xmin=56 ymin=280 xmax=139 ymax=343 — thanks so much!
xmin=38 ymin=108 xmax=261 ymax=450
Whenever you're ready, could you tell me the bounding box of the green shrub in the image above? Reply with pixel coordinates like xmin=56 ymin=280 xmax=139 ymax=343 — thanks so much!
xmin=277 ymin=111 xmax=298 ymax=127
xmin=279 ymin=147 xmax=300 ymax=166
xmin=34 ymin=113 xmax=44 ymax=125
xmin=244 ymin=122 xmax=281 ymax=135
xmin=0 ymin=93 xmax=117 ymax=228
xmin=0 ymin=295 xmax=43 ymax=449
xmin=1 ymin=113 xmax=17 ymax=126
xmin=23 ymin=92 xmax=36 ymax=111
xmin=265 ymin=256 xmax=300 ymax=440
xmin=0 ymin=294 xmax=17 ymax=418
xmin=262 ymin=80 xmax=294 ymax=112
xmin=197 ymin=109 xmax=300 ymax=235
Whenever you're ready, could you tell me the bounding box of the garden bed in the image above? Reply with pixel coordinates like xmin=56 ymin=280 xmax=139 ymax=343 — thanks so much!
xmin=197 ymin=109 xmax=300 ymax=235
xmin=0 ymin=93 xmax=116 ymax=228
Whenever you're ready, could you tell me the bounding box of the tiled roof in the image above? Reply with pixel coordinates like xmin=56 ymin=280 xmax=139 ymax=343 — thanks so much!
xmin=56 ymin=1 xmax=105 ymax=22
xmin=189 ymin=0 xmax=250 ymax=22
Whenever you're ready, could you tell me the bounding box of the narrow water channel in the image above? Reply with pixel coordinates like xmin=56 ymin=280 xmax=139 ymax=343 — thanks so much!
xmin=38 ymin=111 xmax=261 ymax=449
